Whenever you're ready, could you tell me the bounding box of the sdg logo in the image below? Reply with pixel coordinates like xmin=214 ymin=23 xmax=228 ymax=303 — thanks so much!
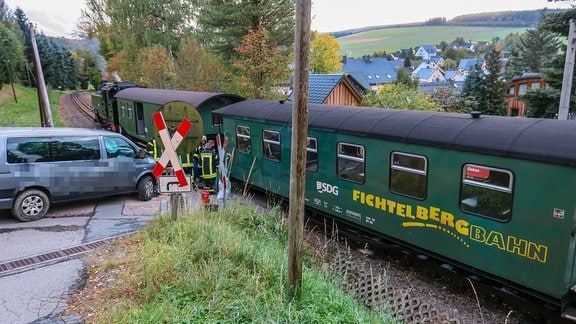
xmin=316 ymin=181 xmax=339 ymax=196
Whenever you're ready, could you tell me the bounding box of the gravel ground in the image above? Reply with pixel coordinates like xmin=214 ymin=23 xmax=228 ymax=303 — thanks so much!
xmin=59 ymin=92 xmax=562 ymax=324
xmin=58 ymin=91 xmax=101 ymax=129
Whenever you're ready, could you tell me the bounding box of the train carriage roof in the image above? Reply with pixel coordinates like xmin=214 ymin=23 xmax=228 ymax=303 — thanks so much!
xmin=214 ymin=99 xmax=576 ymax=166
xmin=114 ymin=88 xmax=245 ymax=107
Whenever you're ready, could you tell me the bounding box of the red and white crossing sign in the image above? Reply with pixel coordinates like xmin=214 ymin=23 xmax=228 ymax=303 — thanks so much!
xmin=152 ymin=111 xmax=192 ymax=187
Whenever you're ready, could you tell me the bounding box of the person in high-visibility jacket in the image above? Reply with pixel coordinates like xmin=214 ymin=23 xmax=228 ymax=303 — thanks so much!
xmin=147 ymin=139 xmax=162 ymax=161
xmin=200 ymin=139 xmax=218 ymax=192
xmin=193 ymin=135 xmax=206 ymax=182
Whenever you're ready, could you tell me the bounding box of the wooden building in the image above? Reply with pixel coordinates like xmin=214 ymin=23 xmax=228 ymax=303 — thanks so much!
xmin=505 ymin=73 xmax=548 ymax=117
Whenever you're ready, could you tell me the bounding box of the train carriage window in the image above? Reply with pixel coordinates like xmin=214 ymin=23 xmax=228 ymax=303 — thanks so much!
xmin=390 ymin=152 xmax=427 ymax=199
xmin=263 ymin=130 xmax=281 ymax=162
xmin=306 ymin=137 xmax=318 ymax=172
xmin=459 ymin=164 xmax=513 ymax=221
xmin=236 ymin=125 xmax=252 ymax=154
xmin=337 ymin=142 xmax=365 ymax=183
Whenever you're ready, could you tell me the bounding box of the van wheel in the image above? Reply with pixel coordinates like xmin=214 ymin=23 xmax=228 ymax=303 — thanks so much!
xmin=12 ymin=189 xmax=50 ymax=222
xmin=137 ymin=176 xmax=155 ymax=201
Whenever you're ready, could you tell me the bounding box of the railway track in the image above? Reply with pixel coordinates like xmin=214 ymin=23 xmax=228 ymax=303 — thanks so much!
xmin=69 ymin=91 xmax=99 ymax=125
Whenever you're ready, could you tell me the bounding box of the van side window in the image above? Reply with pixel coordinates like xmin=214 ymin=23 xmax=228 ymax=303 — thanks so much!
xmin=52 ymin=137 xmax=100 ymax=161
xmin=337 ymin=142 xmax=365 ymax=183
xmin=104 ymin=137 xmax=136 ymax=158
xmin=236 ymin=125 xmax=251 ymax=154
xmin=390 ymin=152 xmax=427 ymax=199
xmin=306 ymin=137 xmax=318 ymax=172
xmin=6 ymin=137 xmax=52 ymax=163
xmin=460 ymin=164 xmax=513 ymax=221
xmin=263 ymin=129 xmax=280 ymax=162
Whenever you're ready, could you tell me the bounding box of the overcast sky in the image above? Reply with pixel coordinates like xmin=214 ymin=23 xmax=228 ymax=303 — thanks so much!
xmin=4 ymin=0 xmax=574 ymax=38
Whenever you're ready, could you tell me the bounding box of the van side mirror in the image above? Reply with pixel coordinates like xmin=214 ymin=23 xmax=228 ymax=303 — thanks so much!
xmin=137 ymin=149 xmax=147 ymax=158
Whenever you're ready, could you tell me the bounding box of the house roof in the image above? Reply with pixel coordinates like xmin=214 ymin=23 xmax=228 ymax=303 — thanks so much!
xmin=347 ymin=71 xmax=371 ymax=90
xmin=418 ymin=81 xmax=464 ymax=94
xmin=458 ymin=59 xmax=484 ymax=71
xmin=288 ymin=74 xmax=363 ymax=104
xmin=340 ymin=55 xmax=397 ymax=85
xmin=444 ymin=70 xmax=467 ymax=82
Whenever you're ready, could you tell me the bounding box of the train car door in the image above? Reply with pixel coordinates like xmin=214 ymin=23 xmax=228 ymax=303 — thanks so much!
xmin=135 ymin=102 xmax=145 ymax=136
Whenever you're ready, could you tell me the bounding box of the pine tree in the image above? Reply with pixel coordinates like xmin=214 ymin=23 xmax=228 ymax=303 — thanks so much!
xmin=196 ymin=0 xmax=295 ymax=63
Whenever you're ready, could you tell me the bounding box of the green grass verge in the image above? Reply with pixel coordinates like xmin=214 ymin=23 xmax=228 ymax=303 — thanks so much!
xmin=82 ymin=201 xmax=397 ymax=323
xmin=0 ymin=83 xmax=65 ymax=127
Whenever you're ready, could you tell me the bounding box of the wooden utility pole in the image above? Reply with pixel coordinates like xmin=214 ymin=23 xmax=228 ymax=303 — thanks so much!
xmin=29 ymin=23 xmax=53 ymax=127
xmin=559 ymin=19 xmax=576 ymax=120
xmin=288 ymin=0 xmax=311 ymax=299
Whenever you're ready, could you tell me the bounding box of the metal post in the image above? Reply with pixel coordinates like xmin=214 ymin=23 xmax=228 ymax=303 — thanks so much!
xmin=558 ymin=19 xmax=576 ymax=120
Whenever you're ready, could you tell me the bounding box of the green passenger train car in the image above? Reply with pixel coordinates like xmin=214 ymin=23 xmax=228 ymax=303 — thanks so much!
xmin=112 ymin=88 xmax=245 ymax=168
xmin=214 ymin=99 xmax=576 ymax=319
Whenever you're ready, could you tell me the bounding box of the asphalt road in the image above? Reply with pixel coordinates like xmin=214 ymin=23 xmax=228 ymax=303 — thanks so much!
xmin=0 ymin=191 xmax=206 ymax=324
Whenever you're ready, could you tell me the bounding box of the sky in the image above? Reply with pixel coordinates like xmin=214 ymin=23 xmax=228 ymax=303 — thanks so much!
xmin=4 ymin=0 xmax=575 ymax=38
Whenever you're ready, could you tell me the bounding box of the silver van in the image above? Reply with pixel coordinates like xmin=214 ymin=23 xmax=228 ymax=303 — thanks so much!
xmin=0 ymin=127 xmax=157 ymax=221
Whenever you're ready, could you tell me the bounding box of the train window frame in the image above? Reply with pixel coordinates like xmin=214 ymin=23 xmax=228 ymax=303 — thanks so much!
xmin=236 ymin=125 xmax=252 ymax=154
xmin=263 ymin=129 xmax=281 ymax=162
xmin=390 ymin=151 xmax=427 ymax=200
xmin=459 ymin=164 xmax=513 ymax=222
xmin=306 ymin=137 xmax=318 ymax=172
xmin=337 ymin=142 xmax=365 ymax=184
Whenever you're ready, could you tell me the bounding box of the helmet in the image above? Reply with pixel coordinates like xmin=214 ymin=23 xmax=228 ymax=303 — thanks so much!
xmin=202 ymin=135 xmax=207 ymax=141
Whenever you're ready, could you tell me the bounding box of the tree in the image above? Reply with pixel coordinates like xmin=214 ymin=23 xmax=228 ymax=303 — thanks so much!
xmin=175 ymin=37 xmax=231 ymax=92
xmin=107 ymin=0 xmax=194 ymax=56
xmin=505 ymin=11 xmax=561 ymax=79
xmin=309 ymin=32 xmax=341 ymax=74
xmin=73 ymin=49 xmax=101 ymax=90
xmin=520 ymin=88 xmax=563 ymax=118
xmin=516 ymin=7 xmax=576 ymax=118
xmin=483 ymin=48 xmax=507 ymax=115
xmin=233 ymin=26 xmax=291 ymax=99
xmin=136 ymin=45 xmax=175 ymax=88
xmin=460 ymin=48 xmax=506 ymax=116
xmin=0 ymin=22 xmax=24 ymax=88
xmin=431 ymin=87 xmax=474 ymax=113
xmin=196 ymin=0 xmax=295 ymax=63
xmin=394 ymin=68 xmax=418 ymax=89
xmin=361 ymin=83 xmax=438 ymax=111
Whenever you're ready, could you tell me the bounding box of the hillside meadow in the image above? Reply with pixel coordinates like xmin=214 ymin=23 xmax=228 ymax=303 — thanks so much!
xmin=336 ymin=26 xmax=529 ymax=57
xmin=0 ymin=84 xmax=65 ymax=127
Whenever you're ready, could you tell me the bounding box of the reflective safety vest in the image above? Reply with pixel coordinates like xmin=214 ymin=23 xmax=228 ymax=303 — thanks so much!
xmin=200 ymin=149 xmax=218 ymax=179
xmin=147 ymin=139 xmax=193 ymax=169
xmin=147 ymin=139 xmax=161 ymax=161
xmin=179 ymin=153 xmax=193 ymax=169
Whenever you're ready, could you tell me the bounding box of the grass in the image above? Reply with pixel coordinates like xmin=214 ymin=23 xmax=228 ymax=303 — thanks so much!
xmin=69 ymin=200 xmax=398 ymax=323
xmin=0 ymin=83 xmax=66 ymax=127
xmin=337 ymin=26 xmax=529 ymax=57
